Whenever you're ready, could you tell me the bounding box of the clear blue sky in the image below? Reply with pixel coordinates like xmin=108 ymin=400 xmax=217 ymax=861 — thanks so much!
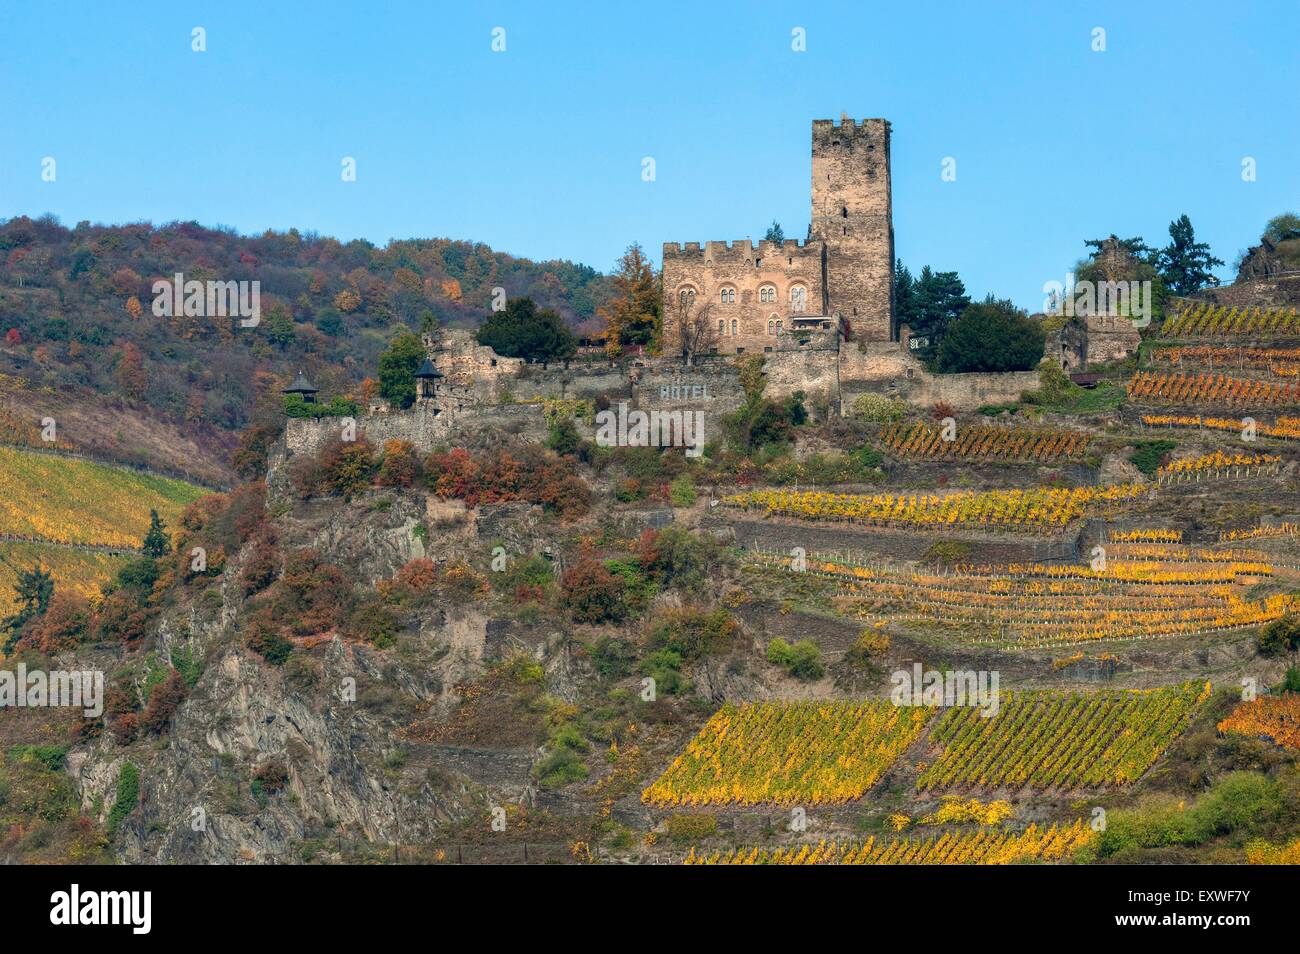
xmin=2 ymin=1 xmax=1296 ymax=310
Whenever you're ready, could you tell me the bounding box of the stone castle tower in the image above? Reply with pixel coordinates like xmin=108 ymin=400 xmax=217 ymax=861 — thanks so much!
xmin=662 ymin=117 xmax=895 ymax=357
xmin=809 ymin=118 xmax=894 ymax=342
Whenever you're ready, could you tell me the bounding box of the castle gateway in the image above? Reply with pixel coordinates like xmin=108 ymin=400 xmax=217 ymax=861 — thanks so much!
xmin=662 ymin=117 xmax=896 ymax=357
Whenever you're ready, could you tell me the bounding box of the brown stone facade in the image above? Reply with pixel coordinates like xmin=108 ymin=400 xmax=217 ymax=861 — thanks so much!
xmin=810 ymin=118 xmax=894 ymax=343
xmin=1056 ymin=314 xmax=1142 ymax=370
xmin=662 ymin=118 xmax=894 ymax=357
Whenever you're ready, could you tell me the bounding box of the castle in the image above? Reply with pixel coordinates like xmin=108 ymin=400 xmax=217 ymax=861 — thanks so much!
xmin=278 ymin=116 xmax=1141 ymax=474
xmin=662 ymin=118 xmax=895 ymax=356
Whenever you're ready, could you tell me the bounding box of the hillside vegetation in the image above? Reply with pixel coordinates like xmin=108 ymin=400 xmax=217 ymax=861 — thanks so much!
xmin=0 ymin=542 xmax=126 ymax=615
xmin=0 ymin=215 xmax=612 ymax=477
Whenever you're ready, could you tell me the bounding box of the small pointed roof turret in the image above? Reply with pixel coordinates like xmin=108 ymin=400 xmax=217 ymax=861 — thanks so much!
xmin=414 ymin=357 xmax=442 ymax=380
xmin=283 ymin=371 xmax=319 ymax=395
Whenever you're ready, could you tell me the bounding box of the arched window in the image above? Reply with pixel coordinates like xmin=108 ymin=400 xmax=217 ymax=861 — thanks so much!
xmin=720 ymin=287 xmax=735 ymax=304
xmin=759 ymin=285 xmax=776 ymax=304
xmin=767 ymin=319 xmax=775 ymax=335
xmin=776 ymin=319 xmax=783 ymax=333
xmin=731 ymin=319 xmax=738 ymax=337
xmin=717 ymin=319 xmax=725 ymax=335
xmin=678 ymin=287 xmax=696 ymax=307
xmin=790 ymin=286 xmax=807 ymax=312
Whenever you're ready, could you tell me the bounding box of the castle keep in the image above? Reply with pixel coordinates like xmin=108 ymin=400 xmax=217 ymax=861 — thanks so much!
xmin=663 ymin=118 xmax=895 ymax=355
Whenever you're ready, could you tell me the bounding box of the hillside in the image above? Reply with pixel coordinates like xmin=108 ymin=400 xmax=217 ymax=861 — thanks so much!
xmin=0 ymin=215 xmax=613 ymax=480
xmin=0 ymin=446 xmax=208 ymax=616
xmin=3 ymin=286 xmax=1300 ymax=869
xmin=2 ymin=234 xmax=1300 ymax=872
xmin=0 ymin=445 xmax=207 ymax=548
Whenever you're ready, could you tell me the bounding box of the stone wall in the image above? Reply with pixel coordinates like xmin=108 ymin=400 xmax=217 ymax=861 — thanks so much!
xmin=838 ymin=343 xmax=1038 ymax=410
xmin=710 ymin=512 xmax=1082 ymax=565
xmin=272 ymin=400 xmax=548 ymax=491
xmin=1195 ymin=275 xmax=1300 ymax=309
xmin=424 ymin=329 xmax=525 ymax=403
xmin=505 ymin=363 xmax=631 ymax=402
xmin=1058 ymin=314 xmax=1141 ymax=369
xmin=627 ymin=362 xmax=746 ymax=442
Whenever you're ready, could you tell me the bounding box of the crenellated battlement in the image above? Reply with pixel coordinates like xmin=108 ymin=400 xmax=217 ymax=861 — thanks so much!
xmin=812 ymin=117 xmax=889 ymax=146
xmin=663 ymin=238 xmax=822 ymax=261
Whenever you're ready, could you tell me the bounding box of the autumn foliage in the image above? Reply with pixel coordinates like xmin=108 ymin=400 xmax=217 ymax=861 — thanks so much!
xmin=425 ymin=446 xmax=589 ymax=518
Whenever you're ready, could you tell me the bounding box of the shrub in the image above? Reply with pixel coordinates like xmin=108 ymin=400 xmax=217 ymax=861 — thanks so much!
xmin=1093 ymin=771 xmax=1293 ymax=858
xmin=442 ymin=561 xmax=489 ymax=600
xmin=283 ymin=394 xmax=358 ymax=418
xmin=1130 ymin=439 xmax=1177 ymax=477
xmin=637 ymin=526 xmax=721 ymax=593
xmin=253 ymin=760 xmax=289 ymax=793
xmin=666 ymin=813 xmax=718 ymax=844
xmin=268 ymin=549 xmax=354 ymax=636
xmin=17 ymin=592 xmax=90 ymax=653
xmin=112 ymin=555 xmax=160 ymax=595
xmin=668 ymin=475 xmax=697 ymax=507
xmin=852 ymin=392 xmax=908 ymax=423
xmin=922 ymin=540 xmax=972 ymax=566
xmin=588 ymin=636 xmax=636 ymax=679
xmin=425 ymin=446 xmax=590 ymax=519
xmin=345 ymin=594 xmax=401 ymax=648
xmin=170 ymin=645 xmax=204 ymax=688
xmin=378 ymin=557 xmax=439 ymax=605
xmin=1258 ymin=615 xmax=1300 ymax=656
xmin=642 ymin=649 xmax=686 ymax=696
xmin=109 ymin=712 xmax=139 ymax=746
xmin=375 ymin=438 xmax=422 ymax=487
xmin=94 ymin=591 xmax=156 ymax=643
xmin=561 ymin=559 xmax=627 ymax=624
xmin=288 ymin=453 xmax=326 ymax=499
xmin=244 ymin=618 xmax=293 ymax=665
xmin=647 ymin=607 xmax=737 ymax=661
xmin=853 ymin=625 xmax=891 ymax=658
xmin=545 ymin=417 xmax=582 ymax=457
xmin=494 ymin=554 xmax=555 ymax=603
xmin=139 ymin=670 xmax=186 ymax=735
xmin=240 ymin=530 xmax=280 ymax=595
xmin=106 ymin=763 xmax=139 ymax=839
xmin=320 ymin=436 xmax=376 ymax=498
xmin=535 ymin=722 xmax=589 ymax=788
xmin=767 ymin=637 xmax=824 ymax=680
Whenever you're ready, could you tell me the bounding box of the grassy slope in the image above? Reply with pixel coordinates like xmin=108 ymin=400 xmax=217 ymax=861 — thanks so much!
xmin=0 ymin=445 xmax=208 ymax=548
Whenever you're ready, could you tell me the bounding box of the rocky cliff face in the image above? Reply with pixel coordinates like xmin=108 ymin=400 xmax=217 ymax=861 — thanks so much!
xmin=62 ymin=478 xmax=556 ymax=863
